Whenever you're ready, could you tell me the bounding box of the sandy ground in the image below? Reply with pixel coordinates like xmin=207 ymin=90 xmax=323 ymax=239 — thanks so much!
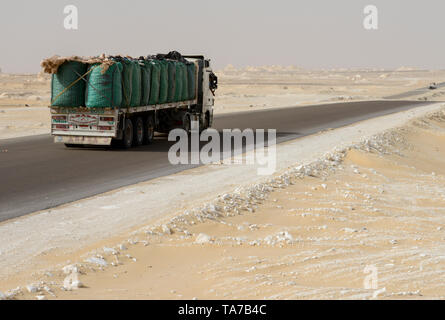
xmin=1 ymin=67 xmax=445 ymax=139
xmin=0 ymin=73 xmax=50 ymax=139
xmin=1 ymin=67 xmax=444 ymax=300
xmin=1 ymin=103 xmax=444 ymax=300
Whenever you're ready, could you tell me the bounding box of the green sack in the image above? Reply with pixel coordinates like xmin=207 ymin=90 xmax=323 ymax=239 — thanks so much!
xmin=180 ymin=62 xmax=189 ymax=101
xmin=148 ymin=60 xmax=161 ymax=105
xmin=51 ymin=61 xmax=87 ymax=107
xmin=166 ymin=60 xmax=176 ymax=103
xmin=120 ymin=59 xmax=133 ymax=107
xmin=158 ymin=60 xmax=169 ymax=104
xmin=85 ymin=62 xmax=123 ymax=108
xmin=130 ymin=60 xmax=141 ymax=107
xmin=186 ymin=62 xmax=196 ymax=100
xmin=173 ymin=62 xmax=183 ymax=102
xmin=139 ymin=60 xmax=151 ymax=106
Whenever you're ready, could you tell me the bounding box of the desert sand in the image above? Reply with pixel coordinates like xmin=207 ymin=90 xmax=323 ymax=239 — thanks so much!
xmin=2 ymin=106 xmax=444 ymax=300
xmin=1 ymin=67 xmax=444 ymax=300
xmin=1 ymin=66 xmax=445 ymax=139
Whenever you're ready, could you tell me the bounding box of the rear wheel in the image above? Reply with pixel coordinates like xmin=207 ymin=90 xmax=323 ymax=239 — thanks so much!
xmin=182 ymin=114 xmax=191 ymax=133
xmin=134 ymin=117 xmax=144 ymax=146
xmin=122 ymin=118 xmax=133 ymax=149
xmin=202 ymin=111 xmax=211 ymax=131
xmin=145 ymin=114 xmax=155 ymax=144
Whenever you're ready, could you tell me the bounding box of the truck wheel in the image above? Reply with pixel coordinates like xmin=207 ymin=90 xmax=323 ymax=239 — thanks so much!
xmin=134 ymin=117 xmax=144 ymax=146
xmin=145 ymin=114 xmax=155 ymax=144
xmin=182 ymin=114 xmax=191 ymax=133
xmin=202 ymin=111 xmax=211 ymax=131
xmin=122 ymin=118 xmax=133 ymax=149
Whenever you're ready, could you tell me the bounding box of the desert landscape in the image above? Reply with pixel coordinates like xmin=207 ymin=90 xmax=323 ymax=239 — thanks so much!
xmin=1 ymin=66 xmax=445 ymax=300
xmin=2 ymin=66 xmax=445 ymax=140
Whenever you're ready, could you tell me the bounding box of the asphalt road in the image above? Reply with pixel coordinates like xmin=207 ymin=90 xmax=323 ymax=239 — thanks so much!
xmin=384 ymin=82 xmax=445 ymax=99
xmin=0 ymin=100 xmax=431 ymax=222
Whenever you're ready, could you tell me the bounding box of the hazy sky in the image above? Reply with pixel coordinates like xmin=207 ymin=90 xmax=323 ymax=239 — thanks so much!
xmin=0 ymin=0 xmax=444 ymax=73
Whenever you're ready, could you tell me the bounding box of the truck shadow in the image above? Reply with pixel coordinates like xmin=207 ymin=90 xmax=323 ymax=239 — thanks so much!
xmin=113 ymin=131 xmax=302 ymax=153
xmin=69 ymin=131 xmax=302 ymax=154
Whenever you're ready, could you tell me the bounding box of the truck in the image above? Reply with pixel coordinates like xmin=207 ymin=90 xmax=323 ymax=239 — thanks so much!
xmin=50 ymin=55 xmax=218 ymax=148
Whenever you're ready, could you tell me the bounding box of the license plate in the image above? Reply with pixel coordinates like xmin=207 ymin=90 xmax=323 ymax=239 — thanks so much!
xmin=69 ymin=114 xmax=99 ymax=125
xmin=54 ymin=136 xmax=111 ymax=145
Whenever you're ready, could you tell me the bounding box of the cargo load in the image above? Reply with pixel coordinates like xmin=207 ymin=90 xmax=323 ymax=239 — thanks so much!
xmin=148 ymin=60 xmax=161 ymax=105
xmin=43 ymin=51 xmax=218 ymax=149
xmin=139 ymin=60 xmax=151 ymax=106
xmin=186 ymin=62 xmax=196 ymax=100
xmin=173 ymin=61 xmax=184 ymax=102
xmin=166 ymin=60 xmax=176 ymax=103
xmin=119 ymin=58 xmax=133 ymax=107
xmin=85 ymin=62 xmax=123 ymax=108
xmin=51 ymin=61 xmax=87 ymax=107
xmin=158 ymin=60 xmax=169 ymax=104
xmin=179 ymin=62 xmax=189 ymax=101
xmin=129 ymin=60 xmax=141 ymax=107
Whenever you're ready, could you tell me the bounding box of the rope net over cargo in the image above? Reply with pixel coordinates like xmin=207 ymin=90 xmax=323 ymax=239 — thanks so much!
xmin=42 ymin=52 xmax=200 ymax=108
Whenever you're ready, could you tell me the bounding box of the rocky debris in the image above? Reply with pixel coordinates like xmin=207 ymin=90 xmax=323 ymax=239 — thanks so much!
xmin=63 ymin=277 xmax=84 ymax=291
xmin=390 ymin=290 xmax=422 ymax=297
xmin=26 ymin=284 xmax=41 ymax=293
xmin=343 ymin=228 xmax=358 ymax=233
xmin=0 ymin=291 xmax=6 ymax=300
xmin=195 ymin=233 xmax=213 ymax=244
xmin=62 ymin=264 xmax=79 ymax=275
xmin=4 ymin=287 xmax=22 ymax=299
xmin=263 ymin=231 xmax=294 ymax=246
xmin=36 ymin=295 xmax=47 ymax=300
xmin=161 ymin=225 xmax=172 ymax=235
xmin=43 ymin=286 xmax=55 ymax=297
xmin=103 ymin=247 xmax=118 ymax=255
xmin=85 ymin=256 xmax=108 ymax=267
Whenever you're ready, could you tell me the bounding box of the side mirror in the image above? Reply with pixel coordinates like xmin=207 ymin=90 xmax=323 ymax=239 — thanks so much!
xmin=209 ymin=72 xmax=218 ymax=96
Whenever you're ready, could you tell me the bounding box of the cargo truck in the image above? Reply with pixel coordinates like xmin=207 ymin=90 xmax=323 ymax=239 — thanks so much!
xmin=50 ymin=55 xmax=218 ymax=148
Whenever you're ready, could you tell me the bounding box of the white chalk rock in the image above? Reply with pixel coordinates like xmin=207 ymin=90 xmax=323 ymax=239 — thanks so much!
xmin=62 ymin=264 xmax=79 ymax=275
xmin=63 ymin=277 xmax=84 ymax=291
xmin=85 ymin=257 xmax=108 ymax=267
xmin=161 ymin=225 xmax=172 ymax=235
xmin=26 ymin=284 xmax=40 ymax=293
xmin=103 ymin=247 xmax=117 ymax=255
xmin=195 ymin=233 xmax=212 ymax=244
xmin=36 ymin=295 xmax=47 ymax=300
xmin=0 ymin=291 xmax=6 ymax=300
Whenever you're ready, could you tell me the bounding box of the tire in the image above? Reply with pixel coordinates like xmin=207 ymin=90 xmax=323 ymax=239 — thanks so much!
xmin=64 ymin=143 xmax=78 ymax=148
xmin=110 ymin=138 xmax=121 ymax=148
xmin=134 ymin=117 xmax=144 ymax=146
xmin=182 ymin=114 xmax=191 ymax=133
xmin=145 ymin=114 xmax=155 ymax=144
xmin=122 ymin=118 xmax=133 ymax=149
xmin=206 ymin=112 xmax=212 ymax=128
xmin=201 ymin=112 xmax=211 ymax=132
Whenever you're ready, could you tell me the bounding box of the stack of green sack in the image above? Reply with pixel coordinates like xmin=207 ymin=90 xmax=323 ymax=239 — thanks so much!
xmin=51 ymin=61 xmax=88 ymax=107
xmin=50 ymin=56 xmax=197 ymax=108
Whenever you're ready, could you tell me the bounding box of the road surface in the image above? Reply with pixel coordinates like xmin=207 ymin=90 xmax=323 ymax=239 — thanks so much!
xmin=385 ymin=82 xmax=445 ymax=99
xmin=0 ymin=100 xmax=431 ymax=222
